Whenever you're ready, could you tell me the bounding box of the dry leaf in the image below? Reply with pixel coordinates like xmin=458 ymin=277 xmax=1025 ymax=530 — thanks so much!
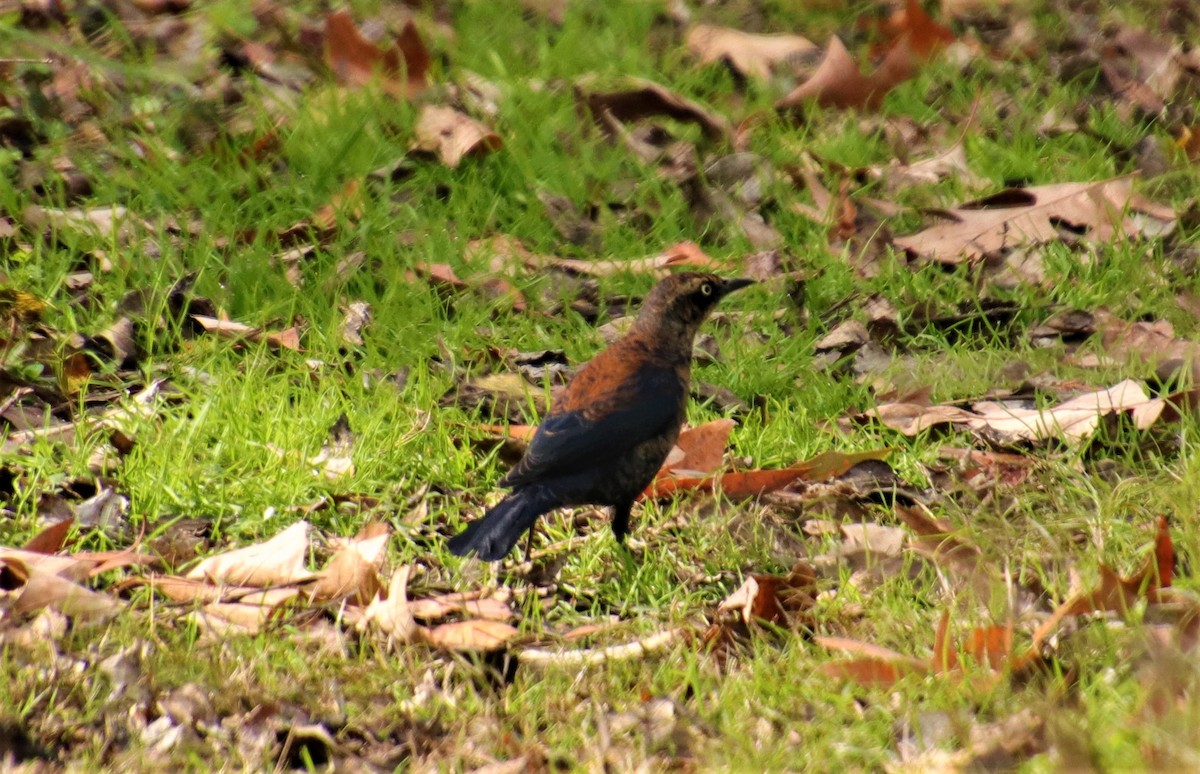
xmin=8 ymin=561 xmax=121 ymax=622
xmin=359 ymin=566 xmax=419 ymax=643
xmin=873 ymin=141 xmax=987 ymax=190
xmin=412 ymin=105 xmax=502 ymax=168
xmin=309 ymin=527 xmax=388 ymax=605
xmin=578 ymin=77 xmax=731 ymax=142
xmin=685 ymin=24 xmax=817 ymax=80
xmin=546 ymin=241 xmax=726 ymax=277
xmin=23 ymin=517 xmax=74 ymax=553
xmin=191 ymin=314 xmax=302 ymax=351
xmin=893 ymin=179 xmax=1175 ymax=265
xmin=777 ymin=36 xmax=917 ymax=111
xmin=422 ymin=619 xmax=520 ymax=652
xmin=869 ymin=0 xmax=955 ymax=60
xmin=645 ymin=448 xmax=892 ymax=499
xmin=186 ymin=521 xmax=315 ymax=587
xmin=324 ymin=12 xmax=431 ymax=99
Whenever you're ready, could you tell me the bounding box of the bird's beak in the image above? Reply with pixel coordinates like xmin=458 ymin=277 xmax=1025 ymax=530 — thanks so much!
xmin=718 ymin=277 xmax=756 ymax=296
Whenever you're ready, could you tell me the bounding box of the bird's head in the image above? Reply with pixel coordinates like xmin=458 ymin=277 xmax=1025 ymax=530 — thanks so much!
xmin=634 ymin=272 xmax=755 ymax=345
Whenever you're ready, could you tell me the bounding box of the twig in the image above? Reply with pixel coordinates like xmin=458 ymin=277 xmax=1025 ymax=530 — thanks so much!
xmin=517 ymin=627 xmax=684 ymax=667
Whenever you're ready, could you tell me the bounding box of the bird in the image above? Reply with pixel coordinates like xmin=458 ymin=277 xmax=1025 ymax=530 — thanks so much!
xmin=448 ymin=272 xmax=754 ymax=561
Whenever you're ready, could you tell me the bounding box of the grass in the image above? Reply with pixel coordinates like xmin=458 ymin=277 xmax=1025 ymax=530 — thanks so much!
xmin=3 ymin=0 xmax=1200 ymax=769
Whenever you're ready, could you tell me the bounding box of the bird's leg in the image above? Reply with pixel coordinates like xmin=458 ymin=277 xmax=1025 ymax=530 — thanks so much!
xmin=523 ymin=521 xmax=539 ymax=561
xmin=611 ymin=501 xmax=633 ymax=543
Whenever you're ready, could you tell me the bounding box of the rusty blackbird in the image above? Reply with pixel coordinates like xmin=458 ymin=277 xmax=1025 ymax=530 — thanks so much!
xmin=448 ymin=272 xmax=754 ymax=561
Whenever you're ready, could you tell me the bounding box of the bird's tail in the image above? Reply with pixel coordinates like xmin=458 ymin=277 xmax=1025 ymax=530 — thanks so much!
xmin=448 ymin=488 xmax=558 ymax=561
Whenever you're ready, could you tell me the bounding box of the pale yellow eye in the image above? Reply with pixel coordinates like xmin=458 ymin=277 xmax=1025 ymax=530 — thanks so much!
xmin=700 ymin=283 xmax=714 ymax=296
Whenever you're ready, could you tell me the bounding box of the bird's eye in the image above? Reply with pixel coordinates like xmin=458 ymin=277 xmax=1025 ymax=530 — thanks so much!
xmin=700 ymin=282 xmax=714 ymax=296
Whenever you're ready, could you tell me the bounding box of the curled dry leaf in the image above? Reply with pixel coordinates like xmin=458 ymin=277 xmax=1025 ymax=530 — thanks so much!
xmin=412 ymin=105 xmax=503 ymax=168
xmin=309 ymin=525 xmax=389 ymax=605
xmin=186 ymin=520 xmax=315 ymax=587
xmin=578 ymin=77 xmax=731 ymax=142
xmin=359 ymin=566 xmax=419 ymax=643
xmin=685 ymin=24 xmax=817 ymax=80
xmin=519 ymin=629 xmax=682 ymax=667
xmin=967 ymin=379 xmax=1161 ymax=443
xmin=714 ymin=562 xmax=817 ymax=628
xmin=324 ymin=11 xmax=431 ymax=99
xmin=893 ymin=179 xmax=1175 ymax=265
xmin=191 ymin=314 xmax=301 ymax=351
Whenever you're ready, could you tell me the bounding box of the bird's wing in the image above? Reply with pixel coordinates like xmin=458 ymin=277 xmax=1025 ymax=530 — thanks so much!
xmin=500 ymin=364 xmax=682 ymax=488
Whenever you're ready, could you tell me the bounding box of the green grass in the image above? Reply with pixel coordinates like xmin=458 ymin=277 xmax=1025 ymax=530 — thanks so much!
xmin=3 ymin=0 xmax=1200 ymax=769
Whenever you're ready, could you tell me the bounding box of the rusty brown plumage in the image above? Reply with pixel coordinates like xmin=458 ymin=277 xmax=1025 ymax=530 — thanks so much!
xmin=448 ymin=272 xmax=754 ymax=561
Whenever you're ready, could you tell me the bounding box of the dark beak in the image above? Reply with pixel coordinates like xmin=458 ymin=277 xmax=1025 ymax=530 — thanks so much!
xmin=718 ymin=277 xmax=755 ymax=296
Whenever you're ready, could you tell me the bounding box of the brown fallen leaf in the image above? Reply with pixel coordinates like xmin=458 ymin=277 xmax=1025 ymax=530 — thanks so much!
xmin=358 ymin=566 xmax=419 ymax=643
xmin=893 ymin=179 xmax=1175 ymax=265
xmin=685 ymin=24 xmax=817 ymax=81
xmin=23 ymin=204 xmax=147 ymax=245
xmin=324 ymin=11 xmax=431 ymax=99
xmin=714 ymin=562 xmax=817 ymax=628
xmin=308 ymin=523 xmax=389 ymax=605
xmin=659 ymin=418 xmax=736 ymax=476
xmin=967 ymin=379 xmax=1160 ymax=443
xmin=546 ymin=241 xmax=726 ymax=277
xmin=126 ymin=575 xmax=263 ymax=604
xmin=644 ymin=447 xmax=892 ymax=499
xmin=1100 ymin=28 xmax=1187 ymax=117
xmin=868 ymin=0 xmax=955 ymax=60
xmin=4 ymin=558 xmax=121 ymax=622
xmin=421 ymin=619 xmax=520 ymax=652
xmin=816 ymin=636 xmax=930 ymax=686
xmin=23 ymin=517 xmax=74 ymax=553
xmin=186 ymin=521 xmax=315 ymax=587
xmin=409 ymin=592 xmax=514 ymax=623
xmin=191 ymin=314 xmax=302 ymax=351
xmin=578 ymin=77 xmax=731 ymax=142
xmin=411 ymin=105 xmax=503 ymax=168
xmin=1031 ymin=517 xmax=1176 ymax=648
xmin=777 ymin=35 xmax=918 ymax=112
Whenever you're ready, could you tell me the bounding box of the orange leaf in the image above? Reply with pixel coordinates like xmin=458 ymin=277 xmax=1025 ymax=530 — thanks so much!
xmin=324 ymin=12 xmax=430 ymax=99
xmin=476 ymin=424 xmax=538 ymax=442
xmin=965 ymin=625 xmax=1013 ymax=671
xmin=819 ymin=657 xmax=929 ymax=687
xmin=1153 ymin=515 xmax=1174 ymax=593
xmin=931 ymin=609 xmax=958 ymax=673
xmin=23 ymin=518 xmax=74 ymax=554
xmin=870 ymin=0 xmax=954 ymax=59
xmin=777 ymin=36 xmax=917 ymax=112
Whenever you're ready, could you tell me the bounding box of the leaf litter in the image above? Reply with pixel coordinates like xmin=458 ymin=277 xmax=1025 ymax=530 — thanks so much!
xmin=3 ymin=0 xmax=1200 ymax=768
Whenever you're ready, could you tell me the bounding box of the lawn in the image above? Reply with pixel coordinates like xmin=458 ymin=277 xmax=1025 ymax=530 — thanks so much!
xmin=2 ymin=0 xmax=1200 ymax=770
